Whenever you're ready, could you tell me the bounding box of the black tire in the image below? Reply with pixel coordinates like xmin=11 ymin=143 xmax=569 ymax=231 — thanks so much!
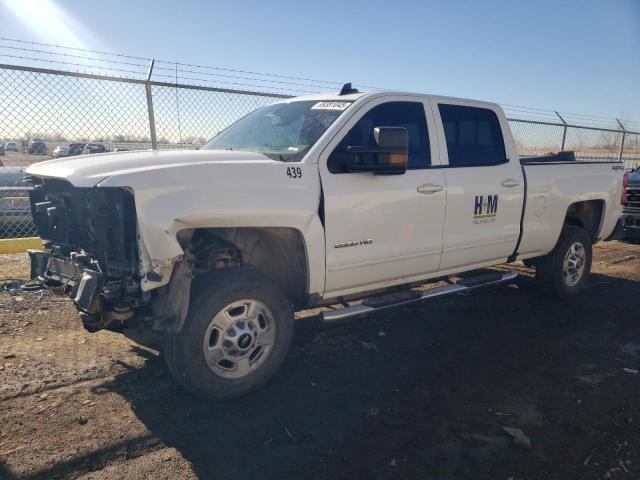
xmin=162 ymin=268 xmax=294 ymax=400
xmin=161 ymin=327 xmax=179 ymax=379
xmin=622 ymin=230 xmax=640 ymax=243
xmin=523 ymin=258 xmax=541 ymax=269
xmin=535 ymin=225 xmax=592 ymax=299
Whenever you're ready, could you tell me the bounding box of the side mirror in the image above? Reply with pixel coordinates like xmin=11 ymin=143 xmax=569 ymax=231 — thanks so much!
xmin=344 ymin=126 xmax=408 ymax=175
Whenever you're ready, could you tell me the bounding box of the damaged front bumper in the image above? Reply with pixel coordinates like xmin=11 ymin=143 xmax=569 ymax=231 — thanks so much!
xmin=26 ymin=177 xmax=192 ymax=334
xmin=29 ymin=247 xmax=191 ymax=334
xmin=28 ymin=246 xmax=147 ymax=333
xmin=27 ymin=178 xmax=148 ymax=331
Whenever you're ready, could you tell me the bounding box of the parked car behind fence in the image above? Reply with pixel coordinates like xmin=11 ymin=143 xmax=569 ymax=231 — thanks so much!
xmin=52 ymin=146 xmax=71 ymax=158
xmin=82 ymin=143 xmax=107 ymax=154
xmin=52 ymin=143 xmax=109 ymax=159
xmin=28 ymin=139 xmax=47 ymax=155
xmin=0 ymin=166 xmax=36 ymax=239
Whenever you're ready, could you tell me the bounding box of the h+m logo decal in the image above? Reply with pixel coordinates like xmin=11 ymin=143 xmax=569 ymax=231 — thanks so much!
xmin=474 ymin=195 xmax=498 ymax=223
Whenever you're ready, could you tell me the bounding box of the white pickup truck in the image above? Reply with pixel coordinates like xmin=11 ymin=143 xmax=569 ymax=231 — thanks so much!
xmin=26 ymin=85 xmax=625 ymax=399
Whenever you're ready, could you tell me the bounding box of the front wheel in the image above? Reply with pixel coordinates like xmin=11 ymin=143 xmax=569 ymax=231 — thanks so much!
xmin=535 ymin=225 xmax=592 ymax=298
xmin=162 ymin=268 xmax=294 ymax=400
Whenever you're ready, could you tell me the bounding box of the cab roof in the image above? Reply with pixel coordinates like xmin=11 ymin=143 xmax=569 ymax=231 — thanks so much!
xmin=277 ymin=90 xmax=502 ymax=112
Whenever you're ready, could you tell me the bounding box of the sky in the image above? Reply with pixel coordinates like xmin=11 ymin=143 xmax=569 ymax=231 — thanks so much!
xmin=1 ymin=0 xmax=639 ymax=122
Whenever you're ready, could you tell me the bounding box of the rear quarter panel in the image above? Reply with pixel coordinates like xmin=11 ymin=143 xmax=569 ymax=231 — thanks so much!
xmin=518 ymin=162 xmax=624 ymax=258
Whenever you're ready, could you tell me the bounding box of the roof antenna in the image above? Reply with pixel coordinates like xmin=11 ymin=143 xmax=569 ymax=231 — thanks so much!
xmin=339 ymin=82 xmax=359 ymax=95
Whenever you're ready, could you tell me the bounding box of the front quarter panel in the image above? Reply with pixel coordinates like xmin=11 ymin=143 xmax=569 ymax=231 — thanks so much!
xmin=98 ymin=161 xmax=324 ymax=295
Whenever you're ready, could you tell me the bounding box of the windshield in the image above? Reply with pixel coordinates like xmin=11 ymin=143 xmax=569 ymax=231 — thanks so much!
xmin=202 ymin=100 xmax=353 ymax=161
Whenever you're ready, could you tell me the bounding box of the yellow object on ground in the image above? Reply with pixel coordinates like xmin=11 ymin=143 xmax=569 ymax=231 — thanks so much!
xmin=0 ymin=237 xmax=43 ymax=254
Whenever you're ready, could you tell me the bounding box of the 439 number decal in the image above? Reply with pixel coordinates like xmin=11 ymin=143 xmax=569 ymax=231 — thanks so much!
xmin=286 ymin=167 xmax=302 ymax=179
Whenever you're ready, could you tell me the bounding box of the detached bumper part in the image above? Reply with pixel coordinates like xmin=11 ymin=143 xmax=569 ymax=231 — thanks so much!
xmin=73 ymin=269 xmax=103 ymax=314
xmin=28 ymin=249 xmax=49 ymax=279
xmin=29 ymin=251 xmax=104 ymax=314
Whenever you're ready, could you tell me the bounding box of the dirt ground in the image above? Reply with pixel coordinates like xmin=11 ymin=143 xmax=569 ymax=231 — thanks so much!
xmin=0 ymin=241 xmax=639 ymax=480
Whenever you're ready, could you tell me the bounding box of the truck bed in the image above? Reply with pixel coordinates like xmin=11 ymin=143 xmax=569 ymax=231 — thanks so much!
xmin=519 ymin=151 xmax=624 ymax=166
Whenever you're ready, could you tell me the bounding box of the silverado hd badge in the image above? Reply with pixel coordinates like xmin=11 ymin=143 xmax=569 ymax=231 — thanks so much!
xmin=334 ymin=239 xmax=373 ymax=249
xmin=474 ymin=195 xmax=498 ymax=223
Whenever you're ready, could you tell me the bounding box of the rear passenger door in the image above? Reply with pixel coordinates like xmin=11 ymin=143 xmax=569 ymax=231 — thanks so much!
xmin=432 ymin=101 xmax=524 ymax=271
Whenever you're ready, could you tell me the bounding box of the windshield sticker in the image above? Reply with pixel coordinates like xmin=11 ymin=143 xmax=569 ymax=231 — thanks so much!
xmin=311 ymin=101 xmax=351 ymax=111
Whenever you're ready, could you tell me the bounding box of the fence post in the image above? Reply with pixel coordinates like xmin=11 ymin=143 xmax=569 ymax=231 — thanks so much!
xmin=145 ymin=59 xmax=158 ymax=150
xmin=616 ymin=119 xmax=626 ymax=162
xmin=555 ymin=111 xmax=567 ymax=151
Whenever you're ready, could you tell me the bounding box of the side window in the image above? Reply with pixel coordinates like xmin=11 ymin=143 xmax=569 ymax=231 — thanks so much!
xmin=328 ymin=101 xmax=430 ymax=173
xmin=438 ymin=104 xmax=507 ymax=167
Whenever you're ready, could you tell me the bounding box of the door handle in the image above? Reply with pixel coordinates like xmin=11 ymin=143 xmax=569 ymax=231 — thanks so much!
xmin=417 ymin=183 xmax=444 ymax=194
xmin=501 ymin=178 xmax=521 ymax=188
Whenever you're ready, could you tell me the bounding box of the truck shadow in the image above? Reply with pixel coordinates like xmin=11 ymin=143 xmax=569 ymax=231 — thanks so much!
xmin=10 ymin=270 xmax=640 ymax=480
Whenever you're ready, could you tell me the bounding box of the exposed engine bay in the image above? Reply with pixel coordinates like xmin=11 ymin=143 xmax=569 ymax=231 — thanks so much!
xmin=28 ymin=177 xmax=148 ymax=332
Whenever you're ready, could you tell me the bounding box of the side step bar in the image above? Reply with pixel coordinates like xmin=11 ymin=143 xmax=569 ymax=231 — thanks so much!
xmin=320 ymin=271 xmax=518 ymax=323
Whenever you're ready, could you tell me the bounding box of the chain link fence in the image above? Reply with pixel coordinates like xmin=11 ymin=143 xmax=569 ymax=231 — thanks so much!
xmin=1 ymin=58 xmax=639 ymax=241
xmin=0 ymin=62 xmax=291 ymax=241
xmin=508 ymin=117 xmax=640 ymax=167
xmin=151 ymin=83 xmax=282 ymax=147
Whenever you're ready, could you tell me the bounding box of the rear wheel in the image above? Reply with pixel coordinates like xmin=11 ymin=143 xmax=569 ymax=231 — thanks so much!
xmin=535 ymin=225 xmax=592 ymax=298
xmin=163 ymin=268 xmax=294 ymax=400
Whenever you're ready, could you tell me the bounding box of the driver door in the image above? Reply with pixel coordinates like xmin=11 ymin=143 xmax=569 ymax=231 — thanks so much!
xmin=319 ymin=97 xmax=447 ymax=297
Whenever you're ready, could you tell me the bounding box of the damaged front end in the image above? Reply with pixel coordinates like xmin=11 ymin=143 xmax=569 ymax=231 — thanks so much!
xmin=28 ymin=178 xmax=148 ymax=332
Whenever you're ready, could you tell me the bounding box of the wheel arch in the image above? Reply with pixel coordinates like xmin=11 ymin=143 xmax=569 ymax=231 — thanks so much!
xmin=564 ymin=199 xmax=605 ymax=241
xmin=180 ymin=226 xmax=310 ymax=309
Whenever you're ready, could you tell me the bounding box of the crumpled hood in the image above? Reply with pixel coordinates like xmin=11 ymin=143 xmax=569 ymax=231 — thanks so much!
xmin=25 ymin=149 xmax=274 ymax=187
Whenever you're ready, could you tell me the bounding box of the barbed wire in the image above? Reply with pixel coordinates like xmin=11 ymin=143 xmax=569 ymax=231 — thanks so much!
xmin=0 ymin=44 xmax=151 ymax=69
xmin=0 ymin=36 xmax=636 ymax=129
xmin=0 ymin=49 xmax=319 ymax=95
xmin=153 ymin=65 xmax=354 ymax=91
xmin=151 ymin=71 xmax=319 ymax=94
xmin=0 ymin=36 xmax=382 ymax=91
xmin=0 ymin=36 xmax=151 ymax=61
xmin=0 ymin=52 xmax=150 ymax=77
xmin=502 ymin=103 xmax=636 ymax=130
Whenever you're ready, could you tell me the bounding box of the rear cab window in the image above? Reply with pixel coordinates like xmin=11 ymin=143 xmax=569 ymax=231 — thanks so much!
xmin=438 ymin=104 xmax=507 ymax=167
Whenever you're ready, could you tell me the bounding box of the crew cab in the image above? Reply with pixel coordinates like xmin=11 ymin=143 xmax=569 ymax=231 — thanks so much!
xmin=25 ymin=86 xmax=625 ymax=399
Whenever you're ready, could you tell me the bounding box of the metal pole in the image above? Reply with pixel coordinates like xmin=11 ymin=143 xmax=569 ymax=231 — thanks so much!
xmin=555 ymin=111 xmax=568 ymax=151
xmin=145 ymin=59 xmax=158 ymax=150
xmin=617 ymin=119 xmax=626 ymax=162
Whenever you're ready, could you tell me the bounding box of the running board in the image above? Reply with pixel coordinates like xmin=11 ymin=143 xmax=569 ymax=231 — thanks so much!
xmin=320 ymin=271 xmax=518 ymax=323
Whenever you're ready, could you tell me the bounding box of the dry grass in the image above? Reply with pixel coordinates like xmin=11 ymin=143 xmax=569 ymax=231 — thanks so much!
xmin=0 ymin=252 xmax=30 ymax=280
